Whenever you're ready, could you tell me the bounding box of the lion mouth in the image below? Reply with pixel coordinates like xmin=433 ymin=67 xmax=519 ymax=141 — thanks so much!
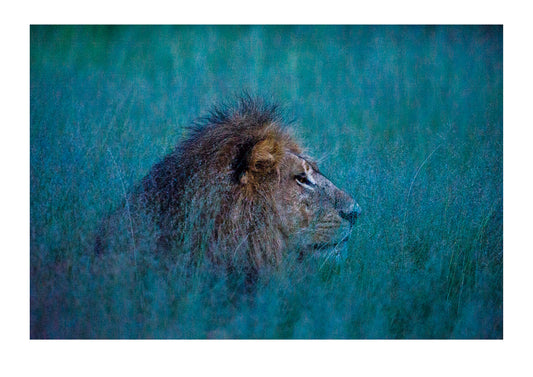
xmin=311 ymin=231 xmax=351 ymax=251
xmin=312 ymin=238 xmax=348 ymax=250
xmin=309 ymin=236 xmax=350 ymax=266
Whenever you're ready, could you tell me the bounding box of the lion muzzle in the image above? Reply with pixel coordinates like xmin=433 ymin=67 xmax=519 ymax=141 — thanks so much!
xmin=340 ymin=203 xmax=362 ymax=226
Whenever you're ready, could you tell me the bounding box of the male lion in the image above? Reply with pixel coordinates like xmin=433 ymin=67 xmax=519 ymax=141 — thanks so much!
xmin=96 ymin=96 xmax=361 ymax=274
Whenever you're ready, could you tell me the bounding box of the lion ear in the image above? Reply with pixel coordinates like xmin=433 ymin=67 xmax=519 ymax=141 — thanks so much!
xmin=250 ymin=138 xmax=281 ymax=172
xmin=240 ymin=137 xmax=282 ymax=184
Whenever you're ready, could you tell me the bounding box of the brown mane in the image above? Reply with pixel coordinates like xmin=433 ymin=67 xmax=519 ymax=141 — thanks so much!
xmin=138 ymin=96 xmax=301 ymax=271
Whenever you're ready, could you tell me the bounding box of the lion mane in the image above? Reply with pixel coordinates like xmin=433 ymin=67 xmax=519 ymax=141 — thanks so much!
xmin=138 ymin=96 xmax=299 ymax=271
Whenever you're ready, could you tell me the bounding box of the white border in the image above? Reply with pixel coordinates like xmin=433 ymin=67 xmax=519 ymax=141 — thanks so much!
xmin=3 ymin=1 xmax=532 ymax=376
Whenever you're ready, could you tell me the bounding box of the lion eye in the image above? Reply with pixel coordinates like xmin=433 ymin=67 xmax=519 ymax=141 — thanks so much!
xmin=295 ymin=173 xmax=315 ymax=189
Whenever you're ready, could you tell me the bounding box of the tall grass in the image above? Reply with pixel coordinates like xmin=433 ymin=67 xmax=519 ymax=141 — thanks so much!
xmin=30 ymin=25 xmax=502 ymax=338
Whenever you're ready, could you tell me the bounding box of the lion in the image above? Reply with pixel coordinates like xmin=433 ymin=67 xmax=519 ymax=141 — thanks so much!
xmin=96 ymin=96 xmax=361 ymax=275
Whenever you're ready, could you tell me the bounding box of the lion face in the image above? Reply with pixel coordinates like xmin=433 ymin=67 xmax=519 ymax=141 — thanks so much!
xmin=275 ymin=152 xmax=361 ymax=254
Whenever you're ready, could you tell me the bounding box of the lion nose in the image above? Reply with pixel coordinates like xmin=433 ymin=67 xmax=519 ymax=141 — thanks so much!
xmin=340 ymin=203 xmax=362 ymax=226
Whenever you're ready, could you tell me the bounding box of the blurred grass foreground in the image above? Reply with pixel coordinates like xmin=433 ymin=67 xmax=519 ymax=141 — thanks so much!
xmin=30 ymin=25 xmax=502 ymax=338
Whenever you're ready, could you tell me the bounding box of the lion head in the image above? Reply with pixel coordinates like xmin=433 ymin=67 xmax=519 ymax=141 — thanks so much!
xmin=101 ymin=96 xmax=361 ymax=273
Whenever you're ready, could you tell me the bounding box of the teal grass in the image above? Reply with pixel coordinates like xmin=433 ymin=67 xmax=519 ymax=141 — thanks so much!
xmin=30 ymin=25 xmax=502 ymax=338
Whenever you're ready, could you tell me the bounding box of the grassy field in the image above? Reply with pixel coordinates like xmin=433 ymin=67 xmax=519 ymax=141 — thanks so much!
xmin=30 ymin=25 xmax=502 ymax=338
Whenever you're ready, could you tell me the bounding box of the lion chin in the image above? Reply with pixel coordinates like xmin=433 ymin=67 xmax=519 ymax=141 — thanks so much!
xmin=96 ymin=95 xmax=361 ymax=275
